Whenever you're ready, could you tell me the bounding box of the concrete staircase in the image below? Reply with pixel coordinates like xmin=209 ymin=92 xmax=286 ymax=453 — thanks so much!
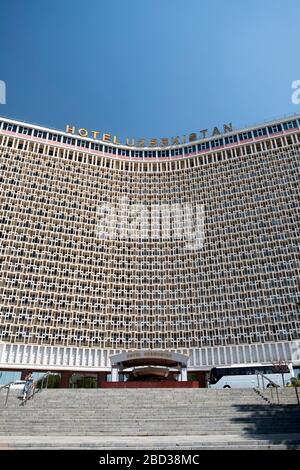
xmin=0 ymin=388 xmax=299 ymax=449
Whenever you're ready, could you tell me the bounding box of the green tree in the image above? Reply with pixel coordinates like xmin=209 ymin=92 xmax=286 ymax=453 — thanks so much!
xmin=290 ymin=374 xmax=300 ymax=387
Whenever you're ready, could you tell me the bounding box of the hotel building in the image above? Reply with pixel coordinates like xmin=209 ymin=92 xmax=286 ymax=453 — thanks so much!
xmin=0 ymin=115 xmax=299 ymax=384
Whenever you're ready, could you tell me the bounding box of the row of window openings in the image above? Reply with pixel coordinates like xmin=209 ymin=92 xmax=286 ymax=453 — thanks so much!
xmin=1 ymin=143 xmax=298 ymax=178
xmin=1 ymin=131 xmax=299 ymax=171
xmin=0 ymin=162 xmax=298 ymax=192
xmin=1 ymin=148 xmax=298 ymax=180
xmin=7 ymin=134 xmax=297 ymax=161
xmin=1 ymin=120 xmax=298 ymax=153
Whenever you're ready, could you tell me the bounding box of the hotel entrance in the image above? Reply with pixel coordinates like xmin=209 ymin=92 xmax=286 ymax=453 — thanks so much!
xmin=107 ymin=351 xmax=193 ymax=387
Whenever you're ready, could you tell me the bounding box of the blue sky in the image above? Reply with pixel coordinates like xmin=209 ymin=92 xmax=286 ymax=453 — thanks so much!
xmin=0 ymin=0 xmax=300 ymax=140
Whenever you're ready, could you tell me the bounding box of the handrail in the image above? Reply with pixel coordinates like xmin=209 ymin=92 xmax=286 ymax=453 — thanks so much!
xmin=255 ymin=370 xmax=279 ymax=404
xmin=21 ymin=371 xmax=53 ymax=405
xmin=1 ymin=371 xmax=53 ymax=407
xmin=255 ymin=371 xmax=279 ymax=389
xmin=35 ymin=371 xmax=52 ymax=395
xmin=0 ymin=381 xmax=14 ymax=406
xmin=255 ymin=371 xmax=300 ymax=405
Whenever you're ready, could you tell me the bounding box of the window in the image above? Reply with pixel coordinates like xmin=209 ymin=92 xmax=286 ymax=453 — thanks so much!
xmin=118 ymin=148 xmax=130 ymax=157
xmin=144 ymin=150 xmax=156 ymax=158
xmin=48 ymin=133 xmax=60 ymax=142
xmin=225 ymin=135 xmax=238 ymax=145
xmin=170 ymin=147 xmax=183 ymax=156
xmin=283 ymin=120 xmax=298 ymax=130
xmin=211 ymin=138 xmax=224 ymax=148
xmin=238 ymin=131 xmax=252 ymax=141
xmin=33 ymin=130 xmax=47 ymax=139
xmin=62 ymin=136 xmax=76 ymax=145
xmin=90 ymin=142 xmax=103 ymax=152
xmin=105 ymin=146 xmax=117 ymax=155
xmin=3 ymin=123 xmax=17 ymax=132
xmin=18 ymin=126 xmax=32 ymax=136
xmin=76 ymin=139 xmax=90 ymax=149
xmin=253 ymin=128 xmax=267 ymax=137
xmin=184 ymin=145 xmax=196 ymax=155
xmin=268 ymin=124 xmax=282 ymax=134
xmin=197 ymin=142 xmax=210 ymax=151
xmin=157 ymin=150 xmax=169 ymax=158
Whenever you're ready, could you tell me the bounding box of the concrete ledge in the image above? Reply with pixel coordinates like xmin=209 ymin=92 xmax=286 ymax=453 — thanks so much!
xmin=1 ymin=434 xmax=300 ymax=450
xmin=100 ymin=381 xmax=199 ymax=388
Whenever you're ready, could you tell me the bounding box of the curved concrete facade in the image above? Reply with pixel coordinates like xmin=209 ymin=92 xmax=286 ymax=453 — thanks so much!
xmin=0 ymin=116 xmax=299 ymax=372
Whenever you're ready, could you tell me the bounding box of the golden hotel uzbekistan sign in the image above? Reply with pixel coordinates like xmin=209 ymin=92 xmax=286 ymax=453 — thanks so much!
xmin=65 ymin=123 xmax=233 ymax=147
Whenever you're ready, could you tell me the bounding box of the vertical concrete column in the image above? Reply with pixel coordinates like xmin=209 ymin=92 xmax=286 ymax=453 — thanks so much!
xmin=60 ymin=371 xmax=72 ymax=388
xmin=180 ymin=367 xmax=187 ymax=382
xmin=97 ymin=372 xmax=107 ymax=388
xmin=111 ymin=366 xmax=119 ymax=382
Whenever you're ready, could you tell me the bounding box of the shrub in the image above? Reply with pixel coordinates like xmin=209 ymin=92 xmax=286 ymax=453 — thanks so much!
xmin=77 ymin=376 xmax=96 ymax=388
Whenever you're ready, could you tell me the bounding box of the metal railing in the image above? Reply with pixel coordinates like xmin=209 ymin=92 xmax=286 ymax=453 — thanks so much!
xmin=24 ymin=371 xmax=52 ymax=403
xmin=0 ymin=382 xmax=14 ymax=406
xmin=255 ymin=371 xmax=300 ymax=405
xmin=255 ymin=371 xmax=280 ymax=404
xmin=0 ymin=372 xmax=52 ymax=407
xmin=35 ymin=371 xmax=51 ymax=395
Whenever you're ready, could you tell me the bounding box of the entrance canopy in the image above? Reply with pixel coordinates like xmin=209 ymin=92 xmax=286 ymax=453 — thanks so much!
xmin=110 ymin=350 xmax=189 ymax=382
xmin=110 ymin=350 xmax=189 ymax=368
xmin=132 ymin=366 xmax=169 ymax=379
